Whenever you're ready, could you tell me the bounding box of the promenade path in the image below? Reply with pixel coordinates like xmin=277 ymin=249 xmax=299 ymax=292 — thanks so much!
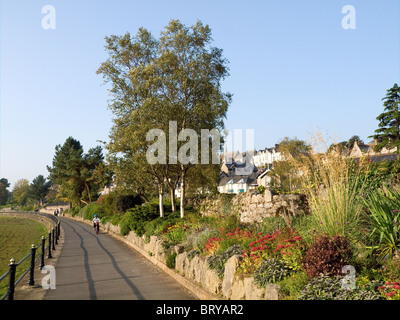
xmin=44 ymin=217 xmax=197 ymax=300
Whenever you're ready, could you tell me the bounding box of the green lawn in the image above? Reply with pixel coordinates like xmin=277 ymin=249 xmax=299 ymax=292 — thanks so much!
xmin=0 ymin=216 xmax=48 ymax=298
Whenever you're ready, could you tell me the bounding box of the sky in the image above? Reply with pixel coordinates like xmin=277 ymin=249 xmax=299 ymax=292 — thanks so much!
xmin=0 ymin=0 xmax=399 ymax=188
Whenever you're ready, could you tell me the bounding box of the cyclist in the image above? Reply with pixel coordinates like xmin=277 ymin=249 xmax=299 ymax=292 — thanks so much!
xmin=93 ymin=214 xmax=101 ymax=234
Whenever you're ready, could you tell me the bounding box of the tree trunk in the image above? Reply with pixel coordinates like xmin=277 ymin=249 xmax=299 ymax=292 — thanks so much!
xmin=159 ymin=185 xmax=164 ymax=218
xmin=84 ymin=181 xmax=92 ymax=203
xmin=170 ymin=188 xmax=176 ymax=213
xmin=180 ymin=166 xmax=186 ymax=218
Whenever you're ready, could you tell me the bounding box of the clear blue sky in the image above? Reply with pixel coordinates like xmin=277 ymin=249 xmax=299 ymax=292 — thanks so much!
xmin=1 ymin=0 xmax=399 ymax=188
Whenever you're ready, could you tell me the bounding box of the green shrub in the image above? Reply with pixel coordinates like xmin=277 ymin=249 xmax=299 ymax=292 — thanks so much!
xmin=253 ymin=258 xmax=289 ymax=287
xmin=187 ymin=249 xmax=200 ymax=260
xmin=278 ymin=271 xmax=309 ymax=300
xmin=80 ymin=202 xmax=106 ymax=220
xmin=123 ymin=204 xmax=159 ymax=236
xmin=144 ymin=212 xmax=180 ymax=238
xmin=162 ymin=225 xmax=187 ymax=248
xmin=115 ymin=194 xmax=143 ymax=213
xmin=120 ymin=221 xmax=131 ymax=236
xmin=363 ymin=187 xmax=400 ymax=260
xmin=70 ymin=206 xmax=82 ymax=217
xmin=102 ymin=191 xmax=143 ymax=215
xmin=207 ymin=244 xmax=242 ymax=278
xmin=185 ymin=227 xmax=219 ymax=252
xmin=298 ymin=274 xmax=382 ymax=300
xmin=166 ymin=252 xmax=177 ymax=269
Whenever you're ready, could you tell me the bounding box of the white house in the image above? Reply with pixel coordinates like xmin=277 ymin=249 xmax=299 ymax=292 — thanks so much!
xmin=252 ymin=145 xmax=283 ymax=168
xmin=256 ymin=169 xmax=272 ymax=188
xmin=218 ymin=175 xmax=257 ymax=194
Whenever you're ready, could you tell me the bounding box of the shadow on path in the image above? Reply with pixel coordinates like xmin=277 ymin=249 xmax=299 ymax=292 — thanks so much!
xmin=67 ymin=219 xmax=145 ymax=299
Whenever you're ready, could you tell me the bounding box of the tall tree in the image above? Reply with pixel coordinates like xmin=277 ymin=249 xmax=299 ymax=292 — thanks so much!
xmin=12 ymin=179 xmax=30 ymax=206
xmin=270 ymin=137 xmax=311 ymax=192
xmin=369 ymin=83 xmax=400 ymax=158
xmin=47 ymin=137 xmax=105 ymax=206
xmin=97 ymin=19 xmax=231 ymax=217
xmin=0 ymin=178 xmax=11 ymax=205
xmin=347 ymin=135 xmax=363 ymax=150
xmin=28 ymin=175 xmax=52 ymax=208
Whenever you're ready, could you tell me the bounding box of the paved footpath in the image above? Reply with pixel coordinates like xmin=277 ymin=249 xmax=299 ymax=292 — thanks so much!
xmin=44 ymin=217 xmax=197 ymax=300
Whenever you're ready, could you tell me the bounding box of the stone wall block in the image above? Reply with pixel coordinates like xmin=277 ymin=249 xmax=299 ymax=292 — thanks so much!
xmin=222 ymin=255 xmax=240 ymax=298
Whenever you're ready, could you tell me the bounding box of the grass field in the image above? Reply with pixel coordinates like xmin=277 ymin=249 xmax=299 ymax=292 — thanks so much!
xmin=0 ymin=216 xmax=48 ymax=298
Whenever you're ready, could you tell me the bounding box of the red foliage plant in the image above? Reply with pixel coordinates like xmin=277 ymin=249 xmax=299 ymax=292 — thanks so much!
xmin=303 ymin=235 xmax=353 ymax=278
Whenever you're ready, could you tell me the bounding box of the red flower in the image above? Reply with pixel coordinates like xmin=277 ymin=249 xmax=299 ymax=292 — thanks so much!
xmin=385 ymin=292 xmax=396 ymax=297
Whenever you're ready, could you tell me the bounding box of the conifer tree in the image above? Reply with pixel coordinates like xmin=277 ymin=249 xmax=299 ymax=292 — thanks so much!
xmin=370 ymin=83 xmax=400 ymax=159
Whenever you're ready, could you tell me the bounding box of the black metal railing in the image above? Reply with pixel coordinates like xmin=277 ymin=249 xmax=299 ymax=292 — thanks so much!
xmin=0 ymin=213 xmax=61 ymax=300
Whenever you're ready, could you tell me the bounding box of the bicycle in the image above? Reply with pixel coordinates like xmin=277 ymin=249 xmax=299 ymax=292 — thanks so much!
xmin=94 ymin=222 xmax=100 ymax=234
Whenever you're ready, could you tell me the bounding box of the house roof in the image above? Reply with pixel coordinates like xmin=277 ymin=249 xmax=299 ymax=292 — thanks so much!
xmin=354 ymin=154 xmax=397 ymax=164
xmin=257 ymin=169 xmax=272 ymax=179
xmin=219 ymin=175 xmax=255 ymax=186
xmin=369 ymin=154 xmax=397 ymax=163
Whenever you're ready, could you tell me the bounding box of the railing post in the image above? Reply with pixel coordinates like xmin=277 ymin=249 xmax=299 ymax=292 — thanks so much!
xmin=55 ymin=227 xmax=58 ymax=245
xmin=52 ymin=228 xmax=56 ymax=250
xmin=40 ymin=236 xmax=46 ymax=269
xmin=57 ymin=221 xmax=60 ymax=240
xmin=48 ymin=232 xmax=52 ymax=259
xmin=7 ymin=258 xmax=17 ymax=301
xmin=28 ymin=244 xmax=36 ymax=286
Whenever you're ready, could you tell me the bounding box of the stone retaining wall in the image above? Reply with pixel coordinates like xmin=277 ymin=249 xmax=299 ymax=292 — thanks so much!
xmin=102 ymin=221 xmax=281 ymax=300
xmin=191 ymin=189 xmax=308 ymax=224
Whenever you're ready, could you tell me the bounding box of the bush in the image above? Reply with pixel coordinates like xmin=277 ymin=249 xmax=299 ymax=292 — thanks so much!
xmin=298 ymin=274 xmax=382 ymax=300
xmin=80 ymin=202 xmax=106 ymax=220
xmin=253 ymin=258 xmax=289 ymax=287
xmin=185 ymin=227 xmax=219 ymax=252
xmin=207 ymin=245 xmax=243 ymax=278
xmin=278 ymin=271 xmax=308 ymax=300
xmin=187 ymin=249 xmax=200 ymax=260
xmin=120 ymin=204 xmax=159 ymax=236
xmin=70 ymin=206 xmax=82 ymax=217
xmin=303 ymin=235 xmax=353 ymax=278
xmin=115 ymin=194 xmax=143 ymax=213
xmin=363 ymin=187 xmax=400 ymax=260
xmin=166 ymin=252 xmax=177 ymax=269
xmin=102 ymin=191 xmax=143 ymax=215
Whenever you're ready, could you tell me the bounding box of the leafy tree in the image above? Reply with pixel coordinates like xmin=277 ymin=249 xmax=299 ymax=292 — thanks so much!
xmin=0 ymin=178 xmax=11 ymax=205
xmin=327 ymin=135 xmax=363 ymax=154
xmin=47 ymin=137 xmax=105 ymax=206
xmin=12 ymin=179 xmax=30 ymax=206
xmin=369 ymin=83 xmax=400 ymax=158
xmin=28 ymin=175 xmax=52 ymax=208
xmin=347 ymin=135 xmax=363 ymax=150
xmin=186 ymin=164 xmax=220 ymax=196
xmin=278 ymin=137 xmax=311 ymax=159
xmin=270 ymin=137 xmax=311 ymax=192
xmin=97 ymin=19 xmax=231 ymax=217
